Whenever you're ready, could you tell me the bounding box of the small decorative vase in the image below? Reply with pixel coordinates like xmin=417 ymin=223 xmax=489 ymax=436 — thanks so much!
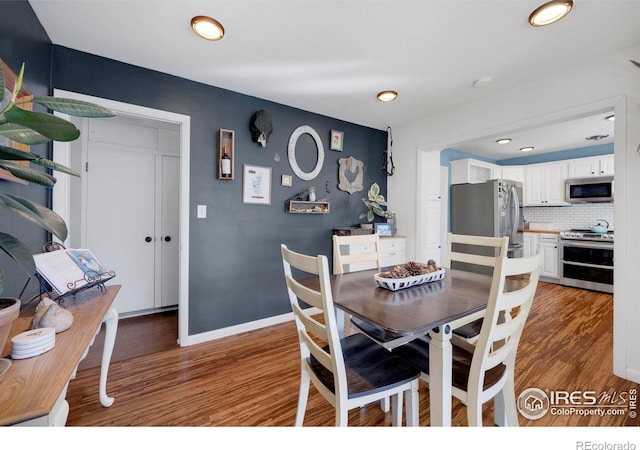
xmin=0 ymin=297 xmax=20 ymax=358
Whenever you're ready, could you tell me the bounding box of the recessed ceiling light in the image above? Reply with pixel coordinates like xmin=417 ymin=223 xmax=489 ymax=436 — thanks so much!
xmin=191 ymin=16 xmax=225 ymax=41
xmin=496 ymin=138 xmax=512 ymax=144
xmin=377 ymin=91 xmax=398 ymax=102
xmin=605 ymin=114 xmax=615 ymax=122
xmin=520 ymin=147 xmax=534 ymax=152
xmin=529 ymin=1 xmax=573 ymax=27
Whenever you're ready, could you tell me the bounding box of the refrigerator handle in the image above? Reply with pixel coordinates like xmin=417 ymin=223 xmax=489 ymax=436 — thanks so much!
xmin=510 ymin=185 xmax=520 ymax=241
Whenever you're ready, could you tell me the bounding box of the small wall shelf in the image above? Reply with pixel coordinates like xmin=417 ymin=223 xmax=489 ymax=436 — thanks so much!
xmin=286 ymin=200 xmax=330 ymax=214
xmin=218 ymin=129 xmax=235 ymax=180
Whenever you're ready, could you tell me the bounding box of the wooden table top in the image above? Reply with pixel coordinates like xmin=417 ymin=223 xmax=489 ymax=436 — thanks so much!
xmin=0 ymin=285 xmax=120 ymax=426
xmin=302 ymin=268 xmax=495 ymax=335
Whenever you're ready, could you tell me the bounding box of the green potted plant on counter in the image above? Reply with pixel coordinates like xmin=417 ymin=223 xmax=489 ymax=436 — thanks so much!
xmin=359 ymin=182 xmax=395 ymax=225
xmin=0 ymin=58 xmax=115 ymax=298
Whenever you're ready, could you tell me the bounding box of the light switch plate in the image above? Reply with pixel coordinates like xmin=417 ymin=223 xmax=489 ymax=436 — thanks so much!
xmin=197 ymin=204 xmax=207 ymax=218
xmin=281 ymin=174 xmax=292 ymax=187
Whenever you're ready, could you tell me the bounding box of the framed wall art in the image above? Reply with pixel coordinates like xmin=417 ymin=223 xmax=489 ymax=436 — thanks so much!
xmin=330 ymin=129 xmax=343 ymax=151
xmin=242 ymin=164 xmax=272 ymax=205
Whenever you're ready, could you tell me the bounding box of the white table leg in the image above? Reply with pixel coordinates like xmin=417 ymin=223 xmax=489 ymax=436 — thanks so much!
xmin=99 ymin=307 xmax=118 ymax=407
xmin=334 ymin=308 xmax=345 ymax=337
xmin=428 ymin=324 xmax=453 ymax=426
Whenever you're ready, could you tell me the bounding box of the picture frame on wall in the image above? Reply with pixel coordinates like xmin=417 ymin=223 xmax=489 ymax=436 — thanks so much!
xmin=330 ymin=129 xmax=343 ymax=151
xmin=242 ymin=164 xmax=272 ymax=205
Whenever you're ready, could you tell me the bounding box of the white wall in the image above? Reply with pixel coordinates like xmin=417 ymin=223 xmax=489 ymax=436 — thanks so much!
xmin=389 ymin=43 xmax=640 ymax=382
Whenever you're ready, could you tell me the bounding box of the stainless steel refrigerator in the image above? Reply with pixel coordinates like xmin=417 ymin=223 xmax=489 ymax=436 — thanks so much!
xmin=450 ymin=179 xmax=524 ymax=272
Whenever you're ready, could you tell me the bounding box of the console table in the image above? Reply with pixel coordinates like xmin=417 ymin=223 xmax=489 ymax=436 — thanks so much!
xmin=0 ymin=285 xmax=120 ymax=426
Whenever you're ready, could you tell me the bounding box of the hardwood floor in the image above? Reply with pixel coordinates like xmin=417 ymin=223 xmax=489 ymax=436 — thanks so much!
xmin=65 ymin=282 xmax=639 ymax=427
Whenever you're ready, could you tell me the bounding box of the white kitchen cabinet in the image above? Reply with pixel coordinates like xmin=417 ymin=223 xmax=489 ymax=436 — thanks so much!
xmin=450 ymin=158 xmax=500 ymax=185
xmin=568 ymin=155 xmax=614 ymax=178
xmin=523 ymin=232 xmax=538 ymax=258
xmin=524 ymin=162 xmax=568 ymax=206
xmin=497 ymin=165 xmax=525 ymax=183
xmin=538 ymin=233 xmax=559 ymax=279
xmin=336 ymin=236 xmax=407 ymax=272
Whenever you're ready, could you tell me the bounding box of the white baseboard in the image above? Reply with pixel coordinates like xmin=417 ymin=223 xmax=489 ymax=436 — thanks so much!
xmin=177 ymin=307 xmax=322 ymax=347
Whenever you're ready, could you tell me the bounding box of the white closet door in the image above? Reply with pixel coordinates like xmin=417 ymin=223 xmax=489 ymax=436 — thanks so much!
xmin=160 ymin=155 xmax=179 ymax=307
xmin=86 ymin=145 xmax=157 ymax=313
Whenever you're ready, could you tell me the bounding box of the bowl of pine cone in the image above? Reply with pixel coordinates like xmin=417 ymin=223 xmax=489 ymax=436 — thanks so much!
xmin=374 ymin=260 xmax=445 ymax=291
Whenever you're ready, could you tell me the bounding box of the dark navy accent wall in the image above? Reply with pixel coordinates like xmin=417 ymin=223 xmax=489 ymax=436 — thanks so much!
xmin=0 ymin=1 xmax=53 ymax=298
xmin=49 ymin=47 xmax=387 ymax=334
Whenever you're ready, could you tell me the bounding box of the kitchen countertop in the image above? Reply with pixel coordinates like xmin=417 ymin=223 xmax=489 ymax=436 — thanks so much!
xmin=524 ymin=229 xmax=562 ymax=234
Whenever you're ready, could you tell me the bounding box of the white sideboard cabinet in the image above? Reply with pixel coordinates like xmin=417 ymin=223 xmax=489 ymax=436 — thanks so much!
xmin=335 ymin=235 xmax=407 ymax=273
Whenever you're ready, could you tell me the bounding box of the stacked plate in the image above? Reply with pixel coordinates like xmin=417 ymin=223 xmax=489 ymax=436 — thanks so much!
xmin=11 ymin=327 xmax=56 ymax=360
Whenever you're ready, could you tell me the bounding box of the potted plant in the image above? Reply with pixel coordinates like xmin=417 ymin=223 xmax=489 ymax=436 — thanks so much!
xmin=359 ymin=182 xmax=393 ymax=224
xmin=0 ymin=59 xmax=115 ymax=299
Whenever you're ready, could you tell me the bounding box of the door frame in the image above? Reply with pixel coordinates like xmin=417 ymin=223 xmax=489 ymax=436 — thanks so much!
xmin=415 ymin=94 xmax=631 ymax=380
xmin=52 ymin=89 xmax=192 ymax=346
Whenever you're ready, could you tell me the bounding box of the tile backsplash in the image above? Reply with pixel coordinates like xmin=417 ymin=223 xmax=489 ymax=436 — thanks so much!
xmin=523 ymin=203 xmax=614 ymax=231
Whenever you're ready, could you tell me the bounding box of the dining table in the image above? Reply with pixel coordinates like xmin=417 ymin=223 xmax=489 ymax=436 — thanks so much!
xmin=300 ymin=266 xmax=516 ymax=426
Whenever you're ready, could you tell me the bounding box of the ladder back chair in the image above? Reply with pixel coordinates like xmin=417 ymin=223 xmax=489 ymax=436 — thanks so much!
xmin=332 ymin=233 xmax=382 ymax=275
xmin=446 ymin=233 xmax=509 ymax=343
xmin=393 ymin=252 xmax=542 ymax=426
xmin=281 ymin=244 xmax=420 ymax=427
xmin=332 ymin=233 xmax=411 ymax=348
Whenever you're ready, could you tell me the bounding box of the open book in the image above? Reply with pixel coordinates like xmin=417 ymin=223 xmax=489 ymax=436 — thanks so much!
xmin=33 ymin=248 xmax=111 ymax=295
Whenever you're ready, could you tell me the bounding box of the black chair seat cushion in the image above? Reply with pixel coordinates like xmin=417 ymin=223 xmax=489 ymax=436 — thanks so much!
xmin=308 ymin=333 xmax=420 ymax=400
xmin=350 ymin=317 xmax=410 ymax=343
xmin=392 ymin=338 xmax=506 ymax=392
xmin=452 ymin=318 xmax=484 ymax=339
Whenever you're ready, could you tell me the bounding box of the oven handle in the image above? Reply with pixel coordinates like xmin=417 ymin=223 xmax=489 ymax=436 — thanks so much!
xmin=560 ymin=260 xmax=614 ymax=270
xmin=559 ymin=240 xmax=614 ymax=250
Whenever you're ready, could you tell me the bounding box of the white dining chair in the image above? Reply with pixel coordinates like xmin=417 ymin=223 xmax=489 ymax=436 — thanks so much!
xmin=393 ymin=251 xmax=542 ymax=426
xmin=446 ymin=233 xmax=509 ymax=344
xmin=332 ymin=233 xmax=410 ymax=347
xmin=332 ymin=233 xmax=382 ymax=275
xmin=281 ymin=244 xmax=420 ymax=426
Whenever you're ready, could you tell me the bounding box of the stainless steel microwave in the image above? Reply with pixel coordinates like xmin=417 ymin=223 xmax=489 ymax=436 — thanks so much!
xmin=565 ymin=176 xmax=614 ymax=203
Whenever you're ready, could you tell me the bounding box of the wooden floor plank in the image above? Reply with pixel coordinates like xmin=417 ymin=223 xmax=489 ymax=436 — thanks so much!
xmin=65 ymin=282 xmax=639 ymax=427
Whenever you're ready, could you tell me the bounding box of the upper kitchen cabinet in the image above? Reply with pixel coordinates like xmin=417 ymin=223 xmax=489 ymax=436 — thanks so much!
xmin=450 ymin=158 xmax=500 ymax=184
xmin=496 ymin=165 xmax=525 ymax=183
xmin=524 ymin=162 xmax=569 ymax=206
xmin=568 ymin=154 xmax=614 ymax=178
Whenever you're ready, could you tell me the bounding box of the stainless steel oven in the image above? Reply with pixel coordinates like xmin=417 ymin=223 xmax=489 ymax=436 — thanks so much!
xmin=559 ymin=230 xmax=613 ymax=293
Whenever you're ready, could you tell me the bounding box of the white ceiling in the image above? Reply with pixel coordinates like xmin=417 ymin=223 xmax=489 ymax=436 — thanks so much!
xmin=28 ymin=0 xmax=640 ymax=158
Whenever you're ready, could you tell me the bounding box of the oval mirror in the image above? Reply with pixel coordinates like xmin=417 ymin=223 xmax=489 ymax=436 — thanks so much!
xmin=288 ymin=125 xmax=325 ymax=181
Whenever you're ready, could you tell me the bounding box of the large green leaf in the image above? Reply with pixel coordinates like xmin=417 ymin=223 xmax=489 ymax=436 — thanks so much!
xmin=30 ymin=97 xmax=115 ymax=118
xmin=0 ymin=144 xmax=34 ymax=160
xmin=0 ymin=160 xmax=57 ymax=187
xmin=0 ymin=144 xmax=79 ymax=177
xmin=0 ymin=232 xmax=36 ymax=277
xmin=0 ymin=193 xmax=67 ymax=241
xmin=0 ymin=122 xmax=52 ymax=145
xmin=3 ymin=107 xmax=81 ymax=142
